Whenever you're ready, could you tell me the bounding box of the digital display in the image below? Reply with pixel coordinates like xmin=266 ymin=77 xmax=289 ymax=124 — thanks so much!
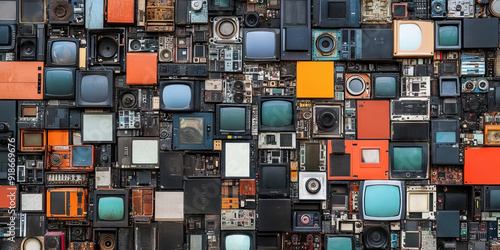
xmin=393 ymin=147 xmax=423 ymax=171
xmin=51 ymin=41 xmax=77 ymax=65
xmin=46 ymin=70 xmax=74 ymax=96
xmin=23 ymin=133 xmax=43 ymax=147
xmin=261 ymin=100 xmax=293 ymax=127
xmin=220 ymin=107 xmax=246 ymax=132
xmin=162 ymin=84 xmax=192 ymax=110
xmin=80 ymin=75 xmax=110 ymax=103
xmin=245 ymin=31 xmax=276 ymax=59
xmin=364 ymin=185 xmax=400 ymax=217
xmin=225 ymin=234 xmax=251 ymax=250
xmin=98 ymin=197 xmax=124 ymax=221
xmin=439 ymin=25 xmax=459 ymax=46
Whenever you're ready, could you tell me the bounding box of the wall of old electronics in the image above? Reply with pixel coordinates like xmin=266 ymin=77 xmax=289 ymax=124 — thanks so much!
xmin=1 ymin=0 xmax=500 ymax=249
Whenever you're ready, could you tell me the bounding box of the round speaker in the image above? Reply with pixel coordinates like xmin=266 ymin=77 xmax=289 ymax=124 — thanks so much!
xmin=305 ymin=178 xmax=321 ymax=194
xmin=300 ymin=214 xmax=312 ymax=224
xmin=99 ymin=234 xmax=116 ymax=250
xmin=346 ymin=75 xmax=366 ymax=96
xmin=216 ymin=19 xmax=237 ymax=39
xmin=50 ymin=153 xmax=63 ymax=167
xmin=491 ymin=0 xmax=500 ymax=17
xmin=468 ymin=98 xmax=481 ymax=110
xmin=160 ymin=49 xmax=172 ymax=61
xmin=317 ymin=109 xmax=338 ymax=132
xmin=23 ymin=237 xmax=42 ymax=250
xmin=120 ymin=92 xmax=137 ymax=109
xmin=191 ymin=0 xmax=204 ymax=10
xmin=478 ymin=79 xmax=489 ymax=91
xmin=98 ymin=37 xmax=118 ymax=59
xmin=233 ymin=81 xmax=244 ymax=91
xmin=234 ymin=93 xmax=244 ymax=103
xmin=45 ymin=238 xmax=59 ymax=249
xmin=432 ymin=0 xmax=446 ymax=15
xmin=21 ymin=40 xmax=36 ymax=56
xmin=464 ymin=80 xmax=475 ymax=91
xmin=50 ymin=0 xmax=72 ymax=21
xmin=316 ymin=34 xmax=336 ymax=54
xmin=365 ymin=226 xmax=389 ymax=249
xmin=244 ymin=12 xmax=259 ymax=27
xmin=129 ymin=39 xmax=142 ymax=51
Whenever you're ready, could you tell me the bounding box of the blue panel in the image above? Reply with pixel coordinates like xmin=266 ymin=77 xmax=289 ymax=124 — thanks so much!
xmin=85 ymin=0 xmax=104 ymax=29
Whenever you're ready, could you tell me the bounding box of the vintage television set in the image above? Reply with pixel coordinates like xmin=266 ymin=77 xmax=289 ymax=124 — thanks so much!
xmin=0 ymin=24 xmax=15 ymax=50
xmin=20 ymin=0 xmax=46 ymax=23
xmin=172 ymin=113 xmax=213 ymax=150
xmin=76 ymin=70 xmax=113 ymax=107
xmin=243 ymin=28 xmax=280 ymax=61
xmin=258 ymin=96 xmax=296 ymax=132
xmin=390 ymin=143 xmax=429 ymax=179
xmin=221 ymin=231 xmax=256 ymax=250
xmin=483 ymin=186 xmax=500 ymax=212
xmin=431 ymin=119 xmax=461 ymax=165
xmin=434 ymin=20 xmax=462 ymax=50
xmin=93 ymin=189 xmax=129 ymax=227
xmin=324 ymin=235 xmax=355 ymax=250
xmin=372 ymin=73 xmax=399 ymax=99
xmin=46 ymin=38 xmax=79 ymax=67
xmin=313 ymin=0 xmax=360 ymax=27
xmin=160 ymin=80 xmax=199 ymax=112
xmin=393 ymin=20 xmax=434 ymax=57
xmin=44 ymin=68 xmax=75 ymax=99
xmin=215 ymin=104 xmax=252 ymax=139
xmin=359 ymin=180 xmax=405 ymax=221
xmin=81 ymin=113 xmax=115 ymax=143
xmin=258 ymin=164 xmax=290 ymax=198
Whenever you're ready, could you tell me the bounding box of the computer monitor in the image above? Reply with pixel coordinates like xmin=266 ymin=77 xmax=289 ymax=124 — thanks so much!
xmin=389 ymin=143 xmax=429 ymax=179
xmin=221 ymin=231 xmax=256 ymax=250
xmin=93 ymin=189 xmax=129 ymax=227
xmin=46 ymin=38 xmax=79 ymax=66
xmin=258 ymin=164 xmax=290 ymax=197
xmin=435 ymin=21 xmax=462 ymax=50
xmin=44 ymin=68 xmax=75 ymax=99
xmin=0 ymin=1 xmax=17 ymax=23
xmin=0 ymin=25 xmax=15 ymax=50
xmin=258 ymin=96 xmax=296 ymax=132
xmin=76 ymin=70 xmax=113 ymax=107
xmin=393 ymin=20 xmax=434 ymax=57
xmin=243 ymin=28 xmax=280 ymax=61
xmin=172 ymin=113 xmax=213 ymax=150
xmin=359 ymin=180 xmax=405 ymax=221
xmin=372 ymin=73 xmax=399 ymax=99
xmin=160 ymin=80 xmax=196 ymax=112
xmin=215 ymin=104 xmax=251 ymax=139
xmin=439 ymin=76 xmax=460 ymax=97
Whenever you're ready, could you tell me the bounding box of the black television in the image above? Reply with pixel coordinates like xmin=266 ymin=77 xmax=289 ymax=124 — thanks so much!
xmin=221 ymin=231 xmax=256 ymax=250
xmin=0 ymin=24 xmax=15 ymax=50
xmin=215 ymin=104 xmax=251 ymax=139
xmin=243 ymin=28 xmax=280 ymax=61
xmin=258 ymin=164 xmax=290 ymax=198
xmin=76 ymin=70 xmax=113 ymax=107
xmin=46 ymin=38 xmax=79 ymax=67
xmin=44 ymin=68 xmax=75 ymax=99
xmin=93 ymin=189 xmax=129 ymax=227
xmin=439 ymin=76 xmax=460 ymax=97
xmin=389 ymin=142 xmax=429 ymax=179
xmin=435 ymin=21 xmax=462 ymax=50
xmin=160 ymin=80 xmax=197 ymax=112
xmin=484 ymin=186 xmax=500 ymax=212
xmin=372 ymin=73 xmax=399 ymax=99
xmin=258 ymin=96 xmax=296 ymax=132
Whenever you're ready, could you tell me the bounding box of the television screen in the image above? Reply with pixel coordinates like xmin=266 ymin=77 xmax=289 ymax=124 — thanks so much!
xmin=173 ymin=113 xmax=213 ymax=150
xmin=21 ymin=0 xmax=45 ymax=23
xmin=225 ymin=234 xmax=251 ymax=250
xmin=51 ymin=41 xmax=77 ymax=65
xmin=393 ymin=147 xmax=422 ymax=171
xmin=305 ymin=143 xmax=320 ymax=170
xmin=261 ymin=100 xmax=293 ymax=128
xmin=260 ymin=165 xmax=288 ymax=195
xmin=132 ymin=139 xmax=159 ymax=164
xmin=0 ymin=1 xmax=17 ymax=21
xmin=441 ymin=80 xmax=457 ymax=95
xmin=98 ymin=197 xmax=124 ymax=221
xmin=436 ymin=131 xmax=456 ymax=143
xmin=399 ymin=24 xmax=421 ymax=51
xmin=160 ymin=81 xmax=195 ymax=111
xmin=327 ymin=237 xmax=353 ymax=250
xmin=364 ymin=185 xmax=401 ymax=217
xmin=81 ymin=113 xmax=115 ymax=143
xmin=220 ymin=107 xmax=246 ymax=132
xmin=489 ymin=189 xmax=500 ymax=210
xmin=361 ymin=149 xmax=380 ymax=163
xmin=374 ymin=75 xmax=397 ymax=98
xmin=0 ymin=26 xmax=11 ymax=45
xmin=72 ymin=146 xmax=93 ymax=167
xmin=23 ymin=133 xmax=43 ymax=146
xmin=439 ymin=25 xmax=458 ymax=46
xmin=44 ymin=68 xmax=75 ymax=98
xmin=77 ymin=70 xmax=113 ymax=107
xmin=445 ymin=193 xmax=467 ymax=210
xmin=244 ymin=29 xmax=279 ymax=61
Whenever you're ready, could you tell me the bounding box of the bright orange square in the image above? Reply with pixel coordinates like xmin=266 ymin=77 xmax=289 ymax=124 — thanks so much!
xmin=47 ymin=130 xmax=70 ymax=146
xmin=296 ymin=61 xmax=334 ymax=98
xmin=126 ymin=53 xmax=158 ymax=85
xmin=107 ymin=0 xmax=135 ymax=24
xmin=357 ymin=100 xmax=390 ymax=139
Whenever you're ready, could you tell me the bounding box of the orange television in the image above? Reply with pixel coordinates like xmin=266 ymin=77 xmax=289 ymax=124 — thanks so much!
xmin=0 ymin=62 xmax=44 ymax=100
xmin=393 ymin=20 xmax=434 ymax=58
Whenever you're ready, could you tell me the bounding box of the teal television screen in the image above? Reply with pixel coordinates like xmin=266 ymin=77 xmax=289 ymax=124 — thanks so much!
xmin=364 ymin=185 xmax=400 ymax=217
xmin=393 ymin=147 xmax=422 ymax=171
xmin=326 ymin=237 xmax=353 ymax=250
xmin=220 ymin=107 xmax=246 ymax=132
xmin=259 ymin=97 xmax=296 ymax=132
xmin=98 ymin=197 xmax=124 ymax=221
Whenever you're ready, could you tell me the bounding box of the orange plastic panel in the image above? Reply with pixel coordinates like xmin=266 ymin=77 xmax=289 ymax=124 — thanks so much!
xmin=296 ymin=61 xmax=334 ymax=98
xmin=0 ymin=186 xmax=17 ymax=209
xmin=464 ymin=147 xmax=500 ymax=185
xmin=126 ymin=53 xmax=158 ymax=85
xmin=357 ymin=100 xmax=390 ymax=139
xmin=107 ymin=0 xmax=135 ymax=24
xmin=0 ymin=62 xmax=44 ymax=100
xmin=46 ymin=188 xmax=88 ymax=219
xmin=328 ymin=140 xmax=389 ymax=180
xmin=47 ymin=130 xmax=70 ymax=146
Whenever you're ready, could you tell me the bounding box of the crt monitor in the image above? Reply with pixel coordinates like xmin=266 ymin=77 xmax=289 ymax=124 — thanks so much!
xmin=435 ymin=21 xmax=462 ymax=50
xmin=359 ymin=180 xmax=405 ymax=221
xmin=390 ymin=142 xmax=429 ymax=179
xmin=215 ymin=104 xmax=251 ymax=138
xmin=76 ymin=70 xmax=113 ymax=107
xmin=172 ymin=113 xmax=213 ymax=150
xmin=0 ymin=0 xmax=17 ymax=23
xmin=484 ymin=186 xmax=500 ymax=212
xmin=160 ymin=80 xmax=196 ymax=112
xmin=393 ymin=20 xmax=434 ymax=57
xmin=325 ymin=235 xmax=354 ymax=250
xmin=372 ymin=73 xmax=398 ymax=99
xmin=243 ymin=28 xmax=280 ymax=61
xmin=46 ymin=38 xmax=79 ymax=66
xmin=259 ymin=164 xmax=290 ymax=197
xmin=44 ymin=68 xmax=75 ymax=99
xmin=258 ymin=96 xmax=296 ymax=132
xmin=0 ymin=25 xmax=15 ymax=50
xmin=439 ymin=76 xmax=460 ymax=97
xmin=221 ymin=231 xmax=256 ymax=250
xmin=93 ymin=189 xmax=129 ymax=227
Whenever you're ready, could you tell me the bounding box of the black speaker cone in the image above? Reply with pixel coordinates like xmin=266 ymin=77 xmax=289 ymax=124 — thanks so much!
xmin=365 ymin=226 xmax=389 ymax=249
xmin=98 ymin=37 xmax=118 ymax=59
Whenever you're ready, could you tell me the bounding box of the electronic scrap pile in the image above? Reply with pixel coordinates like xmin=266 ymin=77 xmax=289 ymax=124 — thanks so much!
xmin=2 ymin=0 xmax=500 ymax=249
